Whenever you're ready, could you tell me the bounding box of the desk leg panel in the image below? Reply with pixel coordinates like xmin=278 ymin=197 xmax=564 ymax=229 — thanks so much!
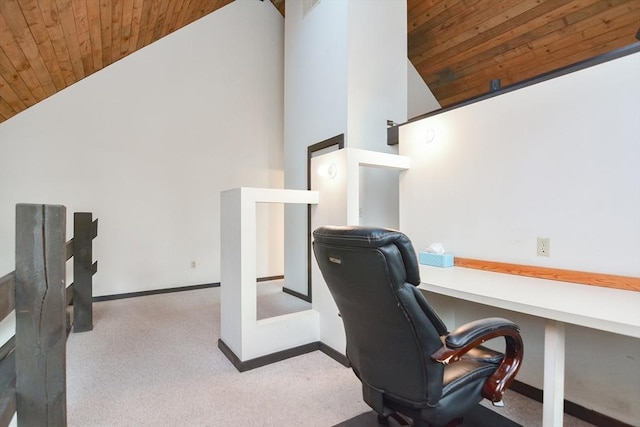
xmin=543 ymin=320 xmax=566 ymax=427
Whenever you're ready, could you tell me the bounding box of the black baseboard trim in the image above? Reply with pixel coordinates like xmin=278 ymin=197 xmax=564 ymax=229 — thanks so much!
xmin=319 ymin=342 xmax=349 ymax=367
xmin=257 ymin=275 xmax=284 ymax=283
xmin=93 ymin=282 xmax=220 ymax=302
xmin=218 ymin=339 xmax=321 ymax=372
xmin=93 ymin=275 xmax=286 ymax=302
xmin=510 ymin=380 xmax=632 ymax=427
xmin=282 ymin=287 xmax=311 ymax=303
xmin=509 ymin=380 xmax=542 ymax=402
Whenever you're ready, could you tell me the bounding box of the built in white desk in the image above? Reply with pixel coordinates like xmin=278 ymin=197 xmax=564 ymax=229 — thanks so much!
xmin=417 ymin=265 xmax=640 ymax=427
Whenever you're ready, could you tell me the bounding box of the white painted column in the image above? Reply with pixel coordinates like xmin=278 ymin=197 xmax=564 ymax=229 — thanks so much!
xmin=543 ymin=320 xmax=566 ymax=426
xmin=283 ymin=0 xmax=408 ymax=296
xmin=283 ymin=0 xmax=349 ymax=297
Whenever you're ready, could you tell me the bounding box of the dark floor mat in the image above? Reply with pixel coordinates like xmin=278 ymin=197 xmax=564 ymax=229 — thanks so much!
xmin=333 ymin=404 xmax=523 ymax=427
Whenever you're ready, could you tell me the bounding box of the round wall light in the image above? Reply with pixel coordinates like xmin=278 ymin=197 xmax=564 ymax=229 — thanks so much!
xmin=424 ymin=127 xmax=435 ymax=143
xmin=318 ymin=162 xmax=337 ymax=179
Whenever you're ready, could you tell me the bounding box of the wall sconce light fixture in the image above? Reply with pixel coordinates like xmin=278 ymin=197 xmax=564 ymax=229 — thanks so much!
xmin=318 ymin=162 xmax=337 ymax=179
xmin=424 ymin=127 xmax=435 ymax=143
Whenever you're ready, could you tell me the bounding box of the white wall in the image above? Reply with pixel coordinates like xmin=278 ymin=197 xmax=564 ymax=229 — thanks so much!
xmin=399 ymin=52 xmax=640 ymax=424
xmin=283 ymin=0 xmax=349 ymax=295
xmin=400 ymin=53 xmax=640 ymax=276
xmin=346 ymin=1 xmax=407 ymax=152
xmin=0 ymin=0 xmax=285 ymax=297
xmin=346 ymin=0 xmax=407 ymax=230
xmin=407 ymin=59 xmax=440 ymax=119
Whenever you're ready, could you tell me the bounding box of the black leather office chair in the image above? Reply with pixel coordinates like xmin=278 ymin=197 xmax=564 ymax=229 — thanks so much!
xmin=313 ymin=226 xmax=523 ymax=427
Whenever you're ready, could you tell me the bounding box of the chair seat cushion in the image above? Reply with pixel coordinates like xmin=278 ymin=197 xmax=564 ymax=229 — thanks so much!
xmin=442 ymin=360 xmax=496 ymax=397
xmin=462 ymin=345 xmax=504 ymax=365
xmin=439 ymin=335 xmax=504 ymax=365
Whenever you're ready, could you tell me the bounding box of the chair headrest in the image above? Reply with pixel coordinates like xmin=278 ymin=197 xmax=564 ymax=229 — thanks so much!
xmin=313 ymin=225 xmax=421 ymax=286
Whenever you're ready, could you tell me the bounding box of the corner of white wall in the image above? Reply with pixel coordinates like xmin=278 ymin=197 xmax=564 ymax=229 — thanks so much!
xmin=407 ymin=59 xmax=441 ymax=119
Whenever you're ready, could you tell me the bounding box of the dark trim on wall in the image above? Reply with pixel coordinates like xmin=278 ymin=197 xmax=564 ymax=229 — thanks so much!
xmin=93 ymin=275 xmax=286 ymax=302
xmin=282 ymin=287 xmax=310 ymax=301
xmin=389 ymin=42 xmax=640 ymax=144
xmin=217 ymin=339 xmax=350 ymax=372
xmin=93 ymin=282 xmax=221 ymax=302
xmin=319 ymin=342 xmax=349 ymax=367
xmin=257 ymin=275 xmax=284 ymax=283
xmin=305 ymin=134 xmax=346 ymax=303
xmin=282 ymin=134 xmax=346 ymax=303
xmin=510 ymin=380 xmax=632 ymax=427
xmin=218 ymin=339 xmax=321 ymax=372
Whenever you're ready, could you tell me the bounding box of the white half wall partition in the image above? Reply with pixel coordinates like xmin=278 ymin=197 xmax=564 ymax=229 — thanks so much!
xmin=219 ymin=188 xmax=319 ymax=364
xmin=219 ymin=149 xmax=409 ymax=367
xmin=310 ymin=148 xmax=410 ymax=354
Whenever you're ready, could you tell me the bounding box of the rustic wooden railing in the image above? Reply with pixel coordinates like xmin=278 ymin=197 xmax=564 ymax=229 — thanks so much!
xmin=0 ymin=204 xmax=98 ymax=427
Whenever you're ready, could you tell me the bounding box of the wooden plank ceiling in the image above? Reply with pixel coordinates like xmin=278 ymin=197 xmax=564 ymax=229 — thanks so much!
xmin=0 ymin=1 xmax=638 ymax=124
xmin=0 ymin=0 xmax=233 ymax=123
xmin=408 ymin=0 xmax=640 ymax=108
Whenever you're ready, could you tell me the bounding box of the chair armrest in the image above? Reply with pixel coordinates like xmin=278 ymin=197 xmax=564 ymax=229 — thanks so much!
xmin=431 ymin=317 xmax=523 ymax=403
xmin=444 ymin=317 xmax=519 ymax=350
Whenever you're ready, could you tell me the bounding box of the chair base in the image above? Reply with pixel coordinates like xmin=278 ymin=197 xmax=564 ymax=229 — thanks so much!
xmin=376 ymin=412 xmax=464 ymax=427
xmin=376 ymin=412 xmax=411 ymax=426
xmin=409 ymin=418 xmax=462 ymax=427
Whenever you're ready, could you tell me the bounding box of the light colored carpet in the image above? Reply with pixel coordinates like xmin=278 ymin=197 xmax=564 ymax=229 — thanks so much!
xmin=67 ymin=283 xmax=366 ymax=426
xmin=66 ymin=282 xmax=593 ymax=426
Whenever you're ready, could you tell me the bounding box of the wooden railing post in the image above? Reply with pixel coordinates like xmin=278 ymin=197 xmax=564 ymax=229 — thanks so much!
xmin=0 ymin=336 xmax=16 ymax=427
xmin=73 ymin=212 xmax=97 ymax=332
xmin=15 ymin=204 xmax=67 ymax=427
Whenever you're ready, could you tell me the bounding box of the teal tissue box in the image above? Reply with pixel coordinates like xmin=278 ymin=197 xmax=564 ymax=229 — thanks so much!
xmin=419 ymin=252 xmax=454 ymax=268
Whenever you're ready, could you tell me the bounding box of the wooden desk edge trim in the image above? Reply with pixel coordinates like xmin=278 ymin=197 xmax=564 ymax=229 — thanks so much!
xmin=453 ymin=258 xmax=640 ymax=292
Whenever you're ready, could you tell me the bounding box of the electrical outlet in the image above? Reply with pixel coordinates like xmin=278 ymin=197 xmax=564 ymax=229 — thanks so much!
xmin=190 ymin=261 xmax=196 ymax=269
xmin=536 ymin=238 xmax=550 ymax=257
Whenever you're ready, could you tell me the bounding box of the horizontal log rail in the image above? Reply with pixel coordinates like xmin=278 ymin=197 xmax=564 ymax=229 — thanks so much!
xmin=66 ymin=239 xmax=74 ymax=260
xmin=0 ymin=272 xmax=15 ymax=322
xmin=454 ymin=257 xmax=640 ymax=292
xmin=0 ymin=337 xmax=16 ymax=427
xmin=0 ymin=204 xmax=98 ymax=427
